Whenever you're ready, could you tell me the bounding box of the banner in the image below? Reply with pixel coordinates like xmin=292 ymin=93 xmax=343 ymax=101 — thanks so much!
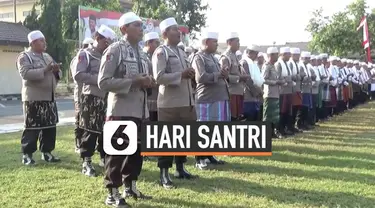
xmin=78 ymin=6 xmax=190 ymax=48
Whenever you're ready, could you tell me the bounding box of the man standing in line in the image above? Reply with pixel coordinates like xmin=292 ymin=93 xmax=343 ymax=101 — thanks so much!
xmin=276 ymin=47 xmax=294 ymax=136
xmin=319 ymin=53 xmax=331 ymax=121
xmin=143 ymin=32 xmax=160 ymax=161
xmin=219 ymin=32 xmax=249 ymax=121
xmin=288 ymin=48 xmax=303 ymax=132
xmin=143 ymin=32 xmax=160 ymax=122
xmin=152 ymin=17 xmax=197 ymax=189
xmin=73 ymin=25 xmax=116 ymax=176
xmin=98 ymin=12 xmax=153 ymax=207
xmin=298 ymin=52 xmax=312 ymax=130
xmin=16 ymin=30 xmax=62 ymax=165
xmin=193 ymin=31 xmax=229 ymax=170
xmin=309 ymin=55 xmax=320 ymax=126
xmin=240 ymin=45 xmax=263 ymax=122
xmin=71 ymin=38 xmax=94 ymax=154
xmin=262 ymin=47 xmax=284 ymax=139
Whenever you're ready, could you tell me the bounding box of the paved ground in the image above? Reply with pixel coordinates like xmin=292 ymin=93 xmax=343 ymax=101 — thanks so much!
xmin=0 ymin=98 xmax=75 ymax=133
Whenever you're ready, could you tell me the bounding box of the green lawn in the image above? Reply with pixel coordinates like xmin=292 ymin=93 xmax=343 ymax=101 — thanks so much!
xmin=1 ymin=103 xmax=375 ymax=208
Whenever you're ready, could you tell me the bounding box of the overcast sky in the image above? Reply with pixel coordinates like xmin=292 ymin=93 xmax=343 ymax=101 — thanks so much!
xmin=199 ymin=0 xmax=375 ymax=45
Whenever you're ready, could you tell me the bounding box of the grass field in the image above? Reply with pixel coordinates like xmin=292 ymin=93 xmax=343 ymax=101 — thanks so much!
xmin=1 ymin=103 xmax=375 ymax=208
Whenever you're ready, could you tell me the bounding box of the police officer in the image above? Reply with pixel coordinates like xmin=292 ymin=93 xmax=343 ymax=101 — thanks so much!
xmin=98 ymin=12 xmax=153 ymax=207
xmin=71 ymin=38 xmax=94 ymax=154
xmin=16 ymin=30 xmax=61 ymax=165
xmin=143 ymin=32 xmax=160 ymax=122
xmin=152 ymin=17 xmax=196 ymax=189
xmin=73 ymin=25 xmax=116 ymax=177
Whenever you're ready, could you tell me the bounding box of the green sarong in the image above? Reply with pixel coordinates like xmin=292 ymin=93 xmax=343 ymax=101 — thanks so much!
xmin=262 ymin=97 xmax=279 ymax=125
xmin=317 ymin=85 xmax=323 ymax=108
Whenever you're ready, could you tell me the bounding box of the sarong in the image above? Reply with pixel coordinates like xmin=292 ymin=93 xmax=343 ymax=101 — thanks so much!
xmin=322 ymin=85 xmax=330 ymax=101
xmin=196 ymin=100 xmax=231 ymax=121
xmin=279 ymin=94 xmax=293 ymax=114
xmin=326 ymin=86 xmax=337 ymax=107
xmin=342 ymin=86 xmax=349 ymax=102
xmin=336 ymin=85 xmax=343 ymax=101
xmin=79 ymin=94 xmax=106 ymax=134
xmin=23 ymin=101 xmax=59 ymax=129
xmin=230 ymin=95 xmax=244 ymax=118
xmin=348 ymin=83 xmax=354 ymax=99
xmin=243 ymin=101 xmax=260 ymax=116
xmin=292 ymin=91 xmax=303 ymax=106
xmin=262 ymin=98 xmax=279 ymax=125
xmin=302 ymin=93 xmax=312 ymax=109
xmin=317 ymin=85 xmax=323 ymax=108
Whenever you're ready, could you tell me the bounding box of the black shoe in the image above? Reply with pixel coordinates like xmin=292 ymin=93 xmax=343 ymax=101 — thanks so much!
xmin=195 ymin=159 xmax=209 ymax=170
xmin=274 ymin=129 xmax=284 ymax=139
xmin=105 ymin=188 xmax=130 ymax=208
xmin=123 ymin=181 xmax=152 ymax=200
xmin=292 ymin=127 xmax=303 ymax=133
xmin=285 ymin=129 xmax=294 ymax=136
xmin=175 ymin=164 xmax=196 ymax=179
xmin=160 ymin=168 xmax=175 ymax=189
xmin=82 ymin=157 xmax=96 ymax=177
xmin=41 ymin=152 xmax=61 ymax=163
xmin=22 ymin=154 xmax=35 ymax=165
xmin=207 ymin=156 xmax=225 ymax=165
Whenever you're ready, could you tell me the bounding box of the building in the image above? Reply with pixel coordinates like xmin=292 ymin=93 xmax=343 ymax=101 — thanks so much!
xmin=0 ymin=0 xmax=133 ymax=23
xmin=0 ymin=21 xmax=30 ymax=95
xmin=0 ymin=0 xmax=39 ymax=23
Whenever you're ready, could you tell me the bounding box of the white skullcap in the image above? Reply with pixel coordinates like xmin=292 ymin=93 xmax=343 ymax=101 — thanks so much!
xmin=329 ymin=56 xmax=338 ymax=61
xmin=185 ymin=47 xmax=193 ymax=53
xmin=258 ymin=52 xmax=264 ymax=57
xmin=280 ymin=47 xmax=290 ymax=54
xmin=97 ymin=25 xmax=116 ymax=40
xmin=118 ymin=12 xmax=142 ymax=28
xmin=82 ymin=37 xmax=94 ymax=45
xmin=301 ymin=51 xmax=311 ymax=58
xmin=360 ymin=62 xmax=366 ymax=66
xmin=178 ymin=42 xmax=184 ymax=47
xmin=236 ymin=50 xmax=242 ymax=56
xmin=347 ymin=59 xmax=353 ymax=64
xmin=341 ymin=58 xmax=347 ymax=63
xmin=28 ymin=30 xmax=45 ymax=44
xmin=291 ymin=48 xmax=300 ymax=54
xmin=201 ymin=31 xmax=219 ymax=40
xmin=160 ymin=17 xmax=178 ymax=33
xmin=354 ymin=60 xmax=359 ymax=64
xmin=246 ymin=44 xmax=260 ymax=52
xmin=320 ymin=53 xmax=328 ymax=58
xmin=267 ymin=47 xmax=278 ymax=54
xmin=144 ymin=32 xmax=159 ymax=42
xmin=310 ymin=55 xmax=316 ymax=60
xmin=226 ymin=32 xmax=239 ymax=40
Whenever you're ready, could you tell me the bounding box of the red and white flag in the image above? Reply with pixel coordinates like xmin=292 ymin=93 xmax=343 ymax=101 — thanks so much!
xmin=357 ymin=16 xmax=372 ymax=63
xmin=357 ymin=16 xmax=370 ymax=49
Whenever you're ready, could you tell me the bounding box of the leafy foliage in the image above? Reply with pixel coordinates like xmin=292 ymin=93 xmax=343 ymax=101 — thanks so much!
xmin=23 ymin=5 xmax=40 ymax=31
xmin=133 ymin=0 xmax=209 ymax=39
xmin=306 ymin=0 xmax=375 ymax=57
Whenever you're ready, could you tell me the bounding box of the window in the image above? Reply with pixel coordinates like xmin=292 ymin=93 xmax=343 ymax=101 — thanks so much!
xmin=0 ymin=12 xmax=14 ymax=19
xmin=23 ymin=10 xmax=40 ymax=17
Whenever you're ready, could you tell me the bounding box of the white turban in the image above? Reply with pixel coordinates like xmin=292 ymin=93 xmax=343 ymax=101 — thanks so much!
xmin=28 ymin=30 xmax=45 ymax=44
xmin=160 ymin=17 xmax=178 ymax=33
xmin=118 ymin=12 xmax=142 ymax=28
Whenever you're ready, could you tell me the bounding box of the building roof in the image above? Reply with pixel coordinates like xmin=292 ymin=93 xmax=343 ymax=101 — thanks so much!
xmin=0 ymin=21 xmax=30 ymax=46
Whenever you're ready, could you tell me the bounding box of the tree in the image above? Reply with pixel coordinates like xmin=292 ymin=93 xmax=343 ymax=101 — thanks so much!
xmin=23 ymin=5 xmax=40 ymax=31
xmin=37 ymin=0 xmax=65 ymax=64
xmin=133 ymin=0 xmax=209 ymax=39
xmin=306 ymin=0 xmax=375 ymax=57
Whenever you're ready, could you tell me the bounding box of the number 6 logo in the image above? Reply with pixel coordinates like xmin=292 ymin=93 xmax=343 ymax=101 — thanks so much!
xmin=103 ymin=120 xmax=138 ymax=155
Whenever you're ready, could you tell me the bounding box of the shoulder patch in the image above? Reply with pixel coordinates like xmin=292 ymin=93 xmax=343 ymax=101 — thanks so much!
xmin=106 ymin=53 xmax=114 ymax=62
xmin=156 ymin=48 xmax=164 ymax=57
